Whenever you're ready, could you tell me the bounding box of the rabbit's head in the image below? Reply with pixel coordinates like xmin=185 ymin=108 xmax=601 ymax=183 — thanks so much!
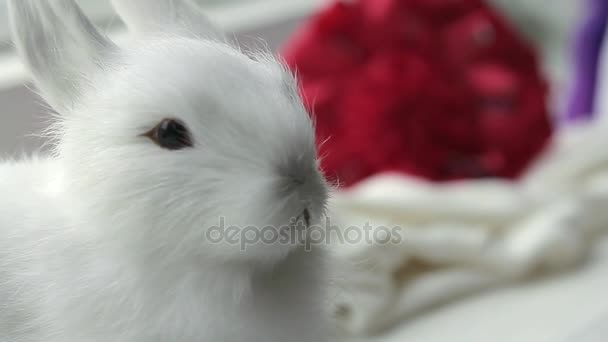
xmin=9 ymin=0 xmax=328 ymax=265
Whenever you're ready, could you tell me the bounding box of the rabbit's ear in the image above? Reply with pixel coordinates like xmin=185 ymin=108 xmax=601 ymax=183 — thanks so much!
xmin=8 ymin=0 xmax=115 ymax=112
xmin=110 ymin=0 xmax=224 ymax=40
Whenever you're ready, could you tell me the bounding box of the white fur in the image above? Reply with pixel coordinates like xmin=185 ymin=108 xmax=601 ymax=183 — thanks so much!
xmin=2 ymin=1 xmax=329 ymax=341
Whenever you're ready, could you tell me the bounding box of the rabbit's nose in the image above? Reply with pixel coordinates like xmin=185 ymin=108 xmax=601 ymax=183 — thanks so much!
xmin=277 ymin=158 xmax=329 ymax=213
xmin=289 ymin=173 xmax=306 ymax=186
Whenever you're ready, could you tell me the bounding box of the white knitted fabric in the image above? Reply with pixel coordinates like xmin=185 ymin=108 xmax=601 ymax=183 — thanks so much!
xmin=328 ymin=119 xmax=608 ymax=337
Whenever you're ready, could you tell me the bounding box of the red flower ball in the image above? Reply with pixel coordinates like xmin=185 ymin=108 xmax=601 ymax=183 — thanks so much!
xmin=282 ymin=0 xmax=553 ymax=187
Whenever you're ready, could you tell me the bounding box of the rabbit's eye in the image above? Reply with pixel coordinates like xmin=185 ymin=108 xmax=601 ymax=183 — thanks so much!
xmin=144 ymin=119 xmax=193 ymax=150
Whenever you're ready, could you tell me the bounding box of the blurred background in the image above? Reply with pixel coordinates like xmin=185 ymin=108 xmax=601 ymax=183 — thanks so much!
xmin=2 ymin=1 xmax=608 ymax=341
xmin=0 ymin=0 xmax=581 ymax=155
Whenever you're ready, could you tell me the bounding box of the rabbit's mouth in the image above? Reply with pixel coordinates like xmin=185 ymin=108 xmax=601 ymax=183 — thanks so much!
xmin=291 ymin=209 xmax=311 ymax=231
xmin=301 ymin=209 xmax=311 ymax=228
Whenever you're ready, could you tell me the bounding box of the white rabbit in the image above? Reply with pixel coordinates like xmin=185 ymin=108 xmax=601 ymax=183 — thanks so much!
xmin=1 ymin=0 xmax=329 ymax=341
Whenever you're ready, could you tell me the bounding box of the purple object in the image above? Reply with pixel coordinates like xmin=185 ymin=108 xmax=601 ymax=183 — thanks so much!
xmin=565 ymin=0 xmax=608 ymax=121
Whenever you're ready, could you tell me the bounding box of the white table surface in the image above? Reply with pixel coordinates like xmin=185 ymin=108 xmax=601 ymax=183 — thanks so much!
xmin=349 ymin=236 xmax=608 ymax=342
